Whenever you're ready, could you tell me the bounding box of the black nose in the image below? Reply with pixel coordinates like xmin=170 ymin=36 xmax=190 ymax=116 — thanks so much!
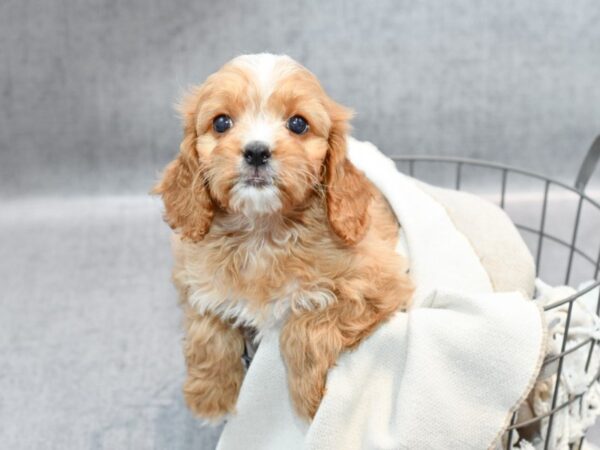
xmin=243 ymin=142 xmax=271 ymax=167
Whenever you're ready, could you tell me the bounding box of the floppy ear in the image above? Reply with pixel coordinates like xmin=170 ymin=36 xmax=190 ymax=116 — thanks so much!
xmin=324 ymin=103 xmax=373 ymax=246
xmin=152 ymin=90 xmax=214 ymax=242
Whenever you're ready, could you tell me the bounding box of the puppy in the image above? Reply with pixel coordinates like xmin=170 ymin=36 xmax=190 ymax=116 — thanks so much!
xmin=154 ymin=54 xmax=413 ymax=423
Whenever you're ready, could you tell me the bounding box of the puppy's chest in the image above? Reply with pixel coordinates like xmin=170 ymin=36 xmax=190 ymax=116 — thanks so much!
xmin=184 ymin=231 xmax=336 ymax=331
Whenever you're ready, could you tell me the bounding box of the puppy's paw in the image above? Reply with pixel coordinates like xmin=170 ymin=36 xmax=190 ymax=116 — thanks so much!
xmin=183 ymin=368 xmax=242 ymax=423
xmin=280 ymin=311 xmax=342 ymax=421
xmin=287 ymin=370 xmax=327 ymax=420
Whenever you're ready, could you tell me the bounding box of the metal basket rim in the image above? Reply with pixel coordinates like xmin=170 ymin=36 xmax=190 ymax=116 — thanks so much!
xmin=390 ymin=154 xmax=600 ymax=211
xmin=390 ymin=154 xmax=600 ymax=305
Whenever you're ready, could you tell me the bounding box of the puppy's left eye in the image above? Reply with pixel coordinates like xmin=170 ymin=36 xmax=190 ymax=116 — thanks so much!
xmin=287 ymin=115 xmax=309 ymax=135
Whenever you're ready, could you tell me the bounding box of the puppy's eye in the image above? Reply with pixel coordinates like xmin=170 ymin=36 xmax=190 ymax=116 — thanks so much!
xmin=213 ymin=114 xmax=233 ymax=133
xmin=287 ymin=115 xmax=309 ymax=135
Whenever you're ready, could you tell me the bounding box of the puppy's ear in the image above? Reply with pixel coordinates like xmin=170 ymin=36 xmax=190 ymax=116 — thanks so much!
xmin=152 ymin=89 xmax=214 ymax=242
xmin=324 ymin=102 xmax=373 ymax=246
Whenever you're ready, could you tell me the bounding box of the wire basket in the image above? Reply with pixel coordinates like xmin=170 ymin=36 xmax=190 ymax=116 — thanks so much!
xmin=391 ymin=136 xmax=600 ymax=449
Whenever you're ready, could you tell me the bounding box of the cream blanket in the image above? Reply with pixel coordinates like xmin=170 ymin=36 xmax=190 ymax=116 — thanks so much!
xmin=217 ymin=139 xmax=546 ymax=450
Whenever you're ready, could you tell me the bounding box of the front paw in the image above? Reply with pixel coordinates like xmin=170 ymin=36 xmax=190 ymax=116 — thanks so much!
xmin=183 ymin=368 xmax=242 ymax=424
xmin=281 ymin=312 xmax=342 ymax=421
xmin=287 ymin=370 xmax=327 ymax=420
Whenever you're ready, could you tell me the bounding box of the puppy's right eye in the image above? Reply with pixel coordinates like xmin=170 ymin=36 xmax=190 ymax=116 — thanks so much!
xmin=213 ymin=114 xmax=233 ymax=133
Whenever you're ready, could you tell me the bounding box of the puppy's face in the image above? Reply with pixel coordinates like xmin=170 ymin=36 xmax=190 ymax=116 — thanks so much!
xmin=193 ymin=55 xmax=339 ymax=217
xmin=154 ymin=54 xmax=372 ymax=245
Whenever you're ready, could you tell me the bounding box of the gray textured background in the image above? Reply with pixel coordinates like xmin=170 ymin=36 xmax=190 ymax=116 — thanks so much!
xmin=2 ymin=1 xmax=600 ymax=449
xmin=1 ymin=0 xmax=600 ymax=197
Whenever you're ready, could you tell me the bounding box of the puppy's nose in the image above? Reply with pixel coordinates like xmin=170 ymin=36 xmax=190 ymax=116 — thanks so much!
xmin=243 ymin=141 xmax=271 ymax=167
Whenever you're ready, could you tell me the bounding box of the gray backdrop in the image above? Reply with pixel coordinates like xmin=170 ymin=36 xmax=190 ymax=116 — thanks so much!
xmin=2 ymin=1 xmax=600 ymax=449
xmin=2 ymin=0 xmax=600 ymax=197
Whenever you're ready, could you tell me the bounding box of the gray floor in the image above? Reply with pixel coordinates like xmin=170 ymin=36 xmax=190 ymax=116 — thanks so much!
xmin=0 ymin=196 xmax=222 ymax=450
xmin=1 ymin=189 xmax=599 ymax=449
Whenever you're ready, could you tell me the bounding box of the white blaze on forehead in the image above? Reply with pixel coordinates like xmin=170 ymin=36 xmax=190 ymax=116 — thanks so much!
xmin=230 ymin=54 xmax=300 ymax=148
xmin=231 ymin=53 xmax=298 ymax=100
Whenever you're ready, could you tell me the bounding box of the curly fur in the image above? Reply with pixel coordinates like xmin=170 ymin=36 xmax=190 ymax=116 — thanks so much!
xmin=154 ymin=54 xmax=414 ymax=421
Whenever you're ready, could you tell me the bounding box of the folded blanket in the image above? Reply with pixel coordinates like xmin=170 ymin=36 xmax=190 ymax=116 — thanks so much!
xmin=217 ymin=138 xmax=546 ymax=450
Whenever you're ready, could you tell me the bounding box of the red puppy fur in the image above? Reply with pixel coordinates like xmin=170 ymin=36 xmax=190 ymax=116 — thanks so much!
xmin=154 ymin=54 xmax=413 ymax=422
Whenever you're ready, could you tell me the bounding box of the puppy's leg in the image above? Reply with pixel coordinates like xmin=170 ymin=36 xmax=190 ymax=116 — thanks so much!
xmin=182 ymin=305 xmax=245 ymax=423
xmin=280 ymin=307 xmax=344 ymax=420
xmin=280 ymin=270 xmax=412 ymax=420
